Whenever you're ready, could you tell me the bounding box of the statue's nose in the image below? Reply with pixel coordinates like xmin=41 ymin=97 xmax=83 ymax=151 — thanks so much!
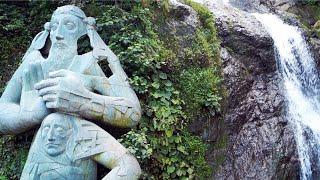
xmin=56 ymin=34 xmax=64 ymax=41
xmin=47 ymin=128 xmax=55 ymax=141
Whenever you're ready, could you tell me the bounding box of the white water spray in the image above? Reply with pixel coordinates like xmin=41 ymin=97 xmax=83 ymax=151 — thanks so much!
xmin=254 ymin=13 xmax=320 ymax=179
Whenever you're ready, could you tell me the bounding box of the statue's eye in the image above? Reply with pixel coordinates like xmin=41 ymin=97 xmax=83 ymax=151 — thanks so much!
xmin=55 ymin=127 xmax=66 ymax=136
xmin=65 ymin=22 xmax=75 ymax=30
xmin=43 ymin=126 xmax=50 ymax=132
xmin=51 ymin=22 xmax=58 ymax=31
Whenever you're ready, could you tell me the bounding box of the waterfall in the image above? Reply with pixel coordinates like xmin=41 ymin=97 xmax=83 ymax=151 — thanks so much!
xmin=254 ymin=13 xmax=320 ymax=179
xmin=222 ymin=0 xmax=229 ymax=5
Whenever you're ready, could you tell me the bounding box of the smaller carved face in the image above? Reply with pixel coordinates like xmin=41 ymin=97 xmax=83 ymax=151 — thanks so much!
xmin=41 ymin=114 xmax=72 ymax=157
xmin=50 ymin=14 xmax=85 ymax=49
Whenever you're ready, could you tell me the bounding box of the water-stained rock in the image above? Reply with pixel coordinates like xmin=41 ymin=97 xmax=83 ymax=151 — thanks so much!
xmin=206 ymin=2 xmax=300 ymax=179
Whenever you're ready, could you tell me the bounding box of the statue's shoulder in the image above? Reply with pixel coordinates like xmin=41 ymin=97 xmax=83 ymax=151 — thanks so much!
xmin=23 ymin=50 xmax=43 ymax=63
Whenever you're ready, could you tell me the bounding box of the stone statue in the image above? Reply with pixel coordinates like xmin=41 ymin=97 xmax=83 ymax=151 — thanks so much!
xmin=0 ymin=5 xmax=142 ymax=179
xmin=21 ymin=113 xmax=141 ymax=180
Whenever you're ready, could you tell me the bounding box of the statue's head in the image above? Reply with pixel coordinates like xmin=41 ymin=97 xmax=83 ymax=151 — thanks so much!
xmin=49 ymin=5 xmax=87 ymax=50
xmin=41 ymin=113 xmax=73 ymax=157
xmin=31 ymin=5 xmax=107 ymax=61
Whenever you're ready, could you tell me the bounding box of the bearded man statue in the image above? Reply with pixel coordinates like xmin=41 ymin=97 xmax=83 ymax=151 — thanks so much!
xmin=0 ymin=5 xmax=142 ymax=180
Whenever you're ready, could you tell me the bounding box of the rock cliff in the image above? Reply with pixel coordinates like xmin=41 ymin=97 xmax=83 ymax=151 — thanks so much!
xmin=208 ymin=2 xmax=300 ymax=179
xmin=169 ymin=1 xmax=303 ymax=179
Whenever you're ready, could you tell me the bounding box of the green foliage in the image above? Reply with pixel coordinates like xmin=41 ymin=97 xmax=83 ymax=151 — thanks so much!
xmin=0 ymin=135 xmax=31 ymax=179
xmin=95 ymin=5 xmax=212 ymax=178
xmin=179 ymin=67 xmax=222 ymax=116
xmin=306 ymin=0 xmax=318 ymax=6
xmin=94 ymin=3 xmax=220 ymax=179
xmin=0 ymin=176 xmax=7 ymax=180
xmin=183 ymin=0 xmax=220 ymax=65
xmin=314 ymin=21 xmax=320 ymax=38
xmin=0 ymin=1 xmax=223 ymax=179
xmin=119 ymin=128 xmax=153 ymax=160
xmin=177 ymin=1 xmax=223 ymax=120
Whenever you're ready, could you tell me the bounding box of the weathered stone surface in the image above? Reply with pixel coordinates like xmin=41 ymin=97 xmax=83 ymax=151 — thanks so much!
xmin=311 ymin=37 xmax=320 ymax=67
xmin=210 ymin=3 xmax=276 ymax=76
xmin=207 ymin=2 xmax=300 ymax=179
xmin=228 ymin=0 xmax=297 ymax=12
xmin=159 ymin=0 xmax=200 ymax=62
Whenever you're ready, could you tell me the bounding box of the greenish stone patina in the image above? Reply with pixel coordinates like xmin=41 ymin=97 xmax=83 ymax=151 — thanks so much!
xmin=0 ymin=5 xmax=141 ymax=180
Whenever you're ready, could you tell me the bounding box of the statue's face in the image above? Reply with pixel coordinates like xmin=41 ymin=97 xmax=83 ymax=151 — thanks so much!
xmin=41 ymin=114 xmax=71 ymax=156
xmin=50 ymin=14 xmax=85 ymax=50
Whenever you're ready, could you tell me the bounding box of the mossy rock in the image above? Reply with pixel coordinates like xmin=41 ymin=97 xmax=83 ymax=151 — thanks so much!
xmin=314 ymin=20 xmax=320 ymax=38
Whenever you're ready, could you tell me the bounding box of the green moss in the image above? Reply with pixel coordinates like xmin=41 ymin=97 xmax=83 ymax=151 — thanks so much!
xmin=214 ymin=134 xmax=228 ymax=149
xmin=179 ymin=67 xmax=222 ymax=116
xmin=183 ymin=0 xmax=220 ymax=63
xmin=288 ymin=3 xmax=320 ymax=29
xmin=175 ymin=1 xmax=224 ymax=120
xmin=314 ymin=20 xmax=320 ymax=38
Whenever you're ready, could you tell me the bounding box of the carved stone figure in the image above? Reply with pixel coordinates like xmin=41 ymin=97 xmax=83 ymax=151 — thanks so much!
xmin=21 ymin=113 xmax=141 ymax=180
xmin=0 ymin=4 xmax=141 ymax=134
xmin=0 ymin=5 xmax=142 ymax=179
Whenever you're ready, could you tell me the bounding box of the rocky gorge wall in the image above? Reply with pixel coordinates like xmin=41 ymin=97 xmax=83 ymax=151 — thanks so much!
xmin=207 ymin=2 xmax=297 ymax=179
xmin=208 ymin=1 xmax=320 ymax=179
xmin=162 ymin=1 xmax=306 ymax=179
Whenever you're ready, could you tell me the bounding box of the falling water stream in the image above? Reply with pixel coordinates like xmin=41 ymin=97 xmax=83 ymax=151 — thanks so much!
xmin=254 ymin=14 xmax=320 ymax=179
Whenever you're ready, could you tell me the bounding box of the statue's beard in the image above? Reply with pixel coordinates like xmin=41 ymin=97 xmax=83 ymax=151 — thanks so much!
xmin=45 ymin=43 xmax=78 ymax=75
xmin=49 ymin=43 xmax=77 ymax=61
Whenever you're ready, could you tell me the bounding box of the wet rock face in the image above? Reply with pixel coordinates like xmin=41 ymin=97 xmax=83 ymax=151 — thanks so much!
xmin=168 ymin=1 xmax=303 ymax=178
xmin=218 ymin=49 xmax=300 ymax=180
xmin=228 ymin=0 xmax=320 ymax=69
xmin=159 ymin=0 xmax=199 ymax=50
xmin=213 ymin=5 xmax=276 ymax=75
xmin=311 ymin=38 xmax=320 ymax=68
xmin=228 ymin=0 xmax=297 ymax=12
xmin=208 ymin=3 xmax=300 ymax=179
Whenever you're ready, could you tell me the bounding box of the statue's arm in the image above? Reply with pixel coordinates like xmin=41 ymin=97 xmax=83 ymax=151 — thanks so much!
xmin=80 ymin=64 xmax=141 ymax=127
xmin=79 ymin=77 xmax=141 ymax=128
xmin=35 ymin=69 xmax=141 ymax=128
xmin=0 ymin=52 xmax=48 ymax=135
xmin=92 ymin=152 xmax=141 ymax=180
xmin=0 ymin=58 xmax=25 ymax=133
xmin=90 ymin=135 xmax=141 ymax=180
xmin=0 ymin=65 xmax=23 ymax=103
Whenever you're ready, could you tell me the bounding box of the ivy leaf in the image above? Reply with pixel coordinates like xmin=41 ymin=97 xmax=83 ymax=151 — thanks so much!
xmin=164 ymin=80 xmax=172 ymax=87
xmin=159 ymin=72 xmax=167 ymax=79
xmin=187 ymin=167 xmax=194 ymax=174
xmin=151 ymin=82 xmax=160 ymax=89
xmin=177 ymin=146 xmax=187 ymax=154
xmin=165 ymin=129 xmax=173 ymax=137
xmin=176 ymin=169 xmax=183 ymax=176
xmin=167 ymin=166 xmax=175 ymax=174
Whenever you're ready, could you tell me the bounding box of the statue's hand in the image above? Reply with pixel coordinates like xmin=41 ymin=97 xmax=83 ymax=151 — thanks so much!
xmin=22 ymin=61 xmax=44 ymax=92
xmin=21 ymin=61 xmax=49 ymax=122
xmin=35 ymin=69 xmax=91 ymax=114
